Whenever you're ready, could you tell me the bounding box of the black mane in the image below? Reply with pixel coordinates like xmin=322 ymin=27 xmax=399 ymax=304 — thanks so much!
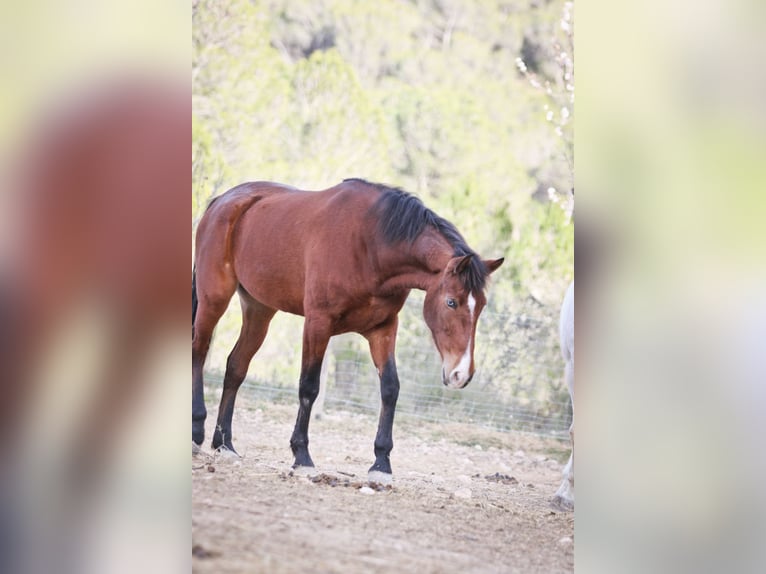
xmin=345 ymin=178 xmax=489 ymax=293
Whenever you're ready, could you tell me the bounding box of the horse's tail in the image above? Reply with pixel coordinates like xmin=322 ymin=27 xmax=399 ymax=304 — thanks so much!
xmin=192 ymin=265 xmax=198 ymax=334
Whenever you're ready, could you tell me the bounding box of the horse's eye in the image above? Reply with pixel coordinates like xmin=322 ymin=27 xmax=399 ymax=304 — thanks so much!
xmin=446 ymin=298 xmax=457 ymax=309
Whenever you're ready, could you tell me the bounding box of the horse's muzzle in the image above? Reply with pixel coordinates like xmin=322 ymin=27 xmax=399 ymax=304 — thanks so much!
xmin=442 ymin=368 xmax=474 ymax=389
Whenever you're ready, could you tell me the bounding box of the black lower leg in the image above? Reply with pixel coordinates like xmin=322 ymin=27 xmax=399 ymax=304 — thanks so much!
xmin=370 ymin=358 xmax=399 ymax=475
xmin=290 ymin=361 xmax=322 ymax=468
xmin=192 ymin=364 xmax=207 ymax=446
xmin=192 ymin=403 xmax=206 ymax=446
xmin=211 ymin=354 xmax=250 ymax=452
xmin=210 ymin=389 xmax=239 ymax=452
xmin=192 ymin=325 xmax=217 ymax=447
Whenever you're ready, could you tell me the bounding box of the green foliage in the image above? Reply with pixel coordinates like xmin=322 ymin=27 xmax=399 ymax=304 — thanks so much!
xmin=192 ymin=113 xmax=229 ymax=223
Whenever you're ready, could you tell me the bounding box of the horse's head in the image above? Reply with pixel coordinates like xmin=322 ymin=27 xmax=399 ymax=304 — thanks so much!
xmin=423 ymin=255 xmax=503 ymax=389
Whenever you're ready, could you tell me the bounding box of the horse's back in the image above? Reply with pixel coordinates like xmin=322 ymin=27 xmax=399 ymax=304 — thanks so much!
xmin=230 ymin=180 xmax=379 ymax=247
xmin=204 ymin=180 xmax=373 ymax=222
xmin=202 ymin=181 xmax=302 ymax=219
xmin=201 ymin=180 xmax=380 ymax=316
xmin=197 ymin=181 xmax=305 ymax=250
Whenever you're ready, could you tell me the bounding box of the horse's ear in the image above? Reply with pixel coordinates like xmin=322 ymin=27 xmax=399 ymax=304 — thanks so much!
xmin=452 ymin=254 xmax=473 ymax=275
xmin=484 ymin=257 xmax=504 ymax=274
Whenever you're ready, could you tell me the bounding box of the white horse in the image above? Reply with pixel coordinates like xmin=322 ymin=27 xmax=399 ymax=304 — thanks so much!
xmin=552 ymin=280 xmax=574 ymax=510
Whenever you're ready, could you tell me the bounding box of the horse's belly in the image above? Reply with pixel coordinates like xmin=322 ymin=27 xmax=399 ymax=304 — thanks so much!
xmin=239 ymin=273 xmax=306 ymax=315
xmin=232 ymin=248 xmax=306 ymax=315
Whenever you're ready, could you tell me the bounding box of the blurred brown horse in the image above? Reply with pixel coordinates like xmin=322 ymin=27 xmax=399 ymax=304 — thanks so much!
xmin=0 ymin=78 xmax=187 ymax=470
xmin=0 ymin=77 xmax=187 ymax=574
xmin=192 ymin=179 xmax=503 ymax=481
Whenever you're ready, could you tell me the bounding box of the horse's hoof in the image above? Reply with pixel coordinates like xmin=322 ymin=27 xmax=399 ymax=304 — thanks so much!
xmin=367 ymin=470 xmax=393 ymax=486
xmin=192 ymin=442 xmax=202 ymax=456
xmin=214 ymin=446 xmax=240 ymax=460
xmin=549 ymin=495 xmax=574 ymax=512
xmin=292 ymin=465 xmax=318 ymax=477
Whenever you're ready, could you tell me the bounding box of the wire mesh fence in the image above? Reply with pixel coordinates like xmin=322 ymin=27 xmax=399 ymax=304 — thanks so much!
xmin=204 ymin=291 xmax=572 ymax=439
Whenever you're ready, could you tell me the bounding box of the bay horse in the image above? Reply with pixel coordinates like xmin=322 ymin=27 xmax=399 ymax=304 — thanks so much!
xmin=192 ymin=178 xmax=503 ymax=482
xmin=552 ymin=280 xmax=574 ymax=510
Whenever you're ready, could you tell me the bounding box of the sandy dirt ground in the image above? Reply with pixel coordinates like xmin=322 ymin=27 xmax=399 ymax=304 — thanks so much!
xmin=192 ymin=400 xmax=574 ymax=573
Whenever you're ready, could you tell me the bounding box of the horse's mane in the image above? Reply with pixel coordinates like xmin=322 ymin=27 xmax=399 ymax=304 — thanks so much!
xmin=345 ymin=178 xmax=489 ymax=293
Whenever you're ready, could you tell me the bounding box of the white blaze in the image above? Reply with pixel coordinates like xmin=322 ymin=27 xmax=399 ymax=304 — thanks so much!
xmin=447 ymin=293 xmax=476 ymax=388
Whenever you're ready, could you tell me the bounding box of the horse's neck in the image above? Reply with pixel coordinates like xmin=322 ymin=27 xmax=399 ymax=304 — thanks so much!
xmin=377 ymin=232 xmax=452 ymax=294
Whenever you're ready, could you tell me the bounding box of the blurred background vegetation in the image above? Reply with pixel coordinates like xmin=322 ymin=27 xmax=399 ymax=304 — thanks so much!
xmin=193 ymin=0 xmax=574 ymax=436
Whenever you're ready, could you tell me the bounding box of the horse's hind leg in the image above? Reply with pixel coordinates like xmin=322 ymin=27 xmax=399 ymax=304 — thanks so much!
xmin=192 ymin=270 xmax=237 ymax=449
xmin=212 ymin=289 xmax=276 ymax=453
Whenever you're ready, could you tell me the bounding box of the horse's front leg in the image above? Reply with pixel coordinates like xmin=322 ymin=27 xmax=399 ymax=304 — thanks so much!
xmin=289 ymin=316 xmax=330 ymax=470
xmin=364 ymin=318 xmax=400 ymax=484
